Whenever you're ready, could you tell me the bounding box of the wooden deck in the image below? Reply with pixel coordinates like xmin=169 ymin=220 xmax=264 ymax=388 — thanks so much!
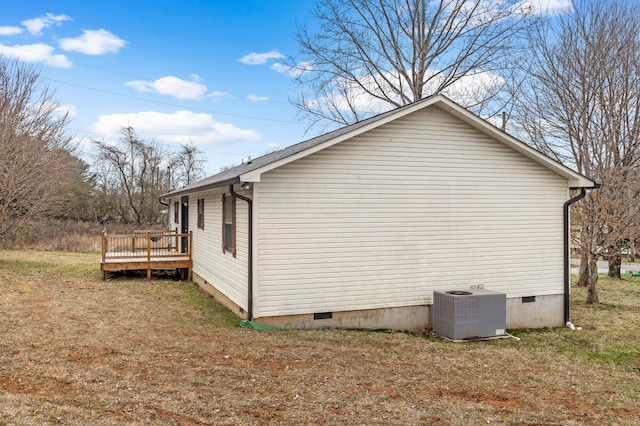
xmin=100 ymin=230 xmax=192 ymax=280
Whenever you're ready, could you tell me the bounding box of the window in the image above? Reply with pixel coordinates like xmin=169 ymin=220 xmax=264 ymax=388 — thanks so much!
xmin=222 ymin=194 xmax=235 ymax=256
xmin=197 ymin=198 xmax=205 ymax=230
xmin=173 ymin=201 xmax=179 ymax=223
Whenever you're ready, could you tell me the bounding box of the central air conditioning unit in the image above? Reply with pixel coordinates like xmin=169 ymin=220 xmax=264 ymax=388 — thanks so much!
xmin=432 ymin=289 xmax=506 ymax=340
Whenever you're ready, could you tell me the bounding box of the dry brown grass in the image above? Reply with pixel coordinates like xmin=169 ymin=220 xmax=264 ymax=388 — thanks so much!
xmin=1 ymin=250 xmax=639 ymax=425
xmin=0 ymin=219 xmax=150 ymax=252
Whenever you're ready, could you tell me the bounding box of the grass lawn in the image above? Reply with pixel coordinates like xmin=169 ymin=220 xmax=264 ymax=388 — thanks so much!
xmin=1 ymin=250 xmax=639 ymax=425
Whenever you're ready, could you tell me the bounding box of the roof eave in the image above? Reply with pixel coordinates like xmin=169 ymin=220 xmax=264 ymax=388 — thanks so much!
xmin=160 ymin=176 xmax=241 ymax=200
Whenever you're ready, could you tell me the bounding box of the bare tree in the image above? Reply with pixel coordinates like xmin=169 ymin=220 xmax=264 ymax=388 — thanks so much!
xmin=290 ymin=0 xmax=539 ymax=130
xmin=168 ymin=141 xmax=205 ymax=190
xmin=93 ymin=128 xmax=207 ymax=225
xmin=0 ymin=58 xmax=78 ymax=238
xmin=513 ymin=0 xmax=640 ymax=304
xmin=93 ymin=127 xmax=168 ymax=225
xmin=52 ymin=153 xmax=95 ymax=221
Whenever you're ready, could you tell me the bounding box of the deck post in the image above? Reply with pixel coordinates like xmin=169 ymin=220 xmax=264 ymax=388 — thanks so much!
xmin=101 ymin=232 xmax=107 ymax=264
xmin=101 ymin=232 xmax=107 ymax=280
xmin=147 ymin=232 xmax=151 ymax=280
xmin=188 ymin=231 xmax=193 ymax=281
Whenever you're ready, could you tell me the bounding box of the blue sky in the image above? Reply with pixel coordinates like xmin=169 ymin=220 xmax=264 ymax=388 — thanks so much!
xmin=1 ymin=0 xmax=571 ymax=176
xmin=0 ymin=1 xmax=318 ymax=175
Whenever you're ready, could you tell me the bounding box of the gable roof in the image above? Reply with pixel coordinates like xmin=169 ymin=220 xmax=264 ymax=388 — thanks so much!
xmin=162 ymin=94 xmax=595 ymax=198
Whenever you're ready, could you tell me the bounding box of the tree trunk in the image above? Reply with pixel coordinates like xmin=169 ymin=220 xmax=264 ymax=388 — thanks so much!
xmin=578 ymin=251 xmax=600 ymax=304
xmin=608 ymin=253 xmax=622 ymax=279
xmin=576 ymin=249 xmax=590 ymax=287
xmin=585 ymin=255 xmax=600 ymax=304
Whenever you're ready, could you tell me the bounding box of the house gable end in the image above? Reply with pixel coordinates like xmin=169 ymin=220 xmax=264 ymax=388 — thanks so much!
xmin=241 ymin=96 xmax=593 ymax=188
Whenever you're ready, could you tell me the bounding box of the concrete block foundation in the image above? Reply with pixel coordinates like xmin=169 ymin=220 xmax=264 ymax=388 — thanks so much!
xmin=193 ymin=271 xmax=565 ymax=331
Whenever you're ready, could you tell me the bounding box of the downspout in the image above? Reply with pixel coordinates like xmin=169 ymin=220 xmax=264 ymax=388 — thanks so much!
xmin=229 ymin=184 xmax=253 ymax=321
xmin=158 ymin=199 xmax=169 ymax=229
xmin=158 ymin=167 xmax=170 ymax=228
xmin=563 ymin=183 xmax=600 ymax=325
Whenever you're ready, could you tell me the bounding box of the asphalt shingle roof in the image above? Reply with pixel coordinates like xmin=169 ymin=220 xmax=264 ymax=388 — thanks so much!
xmin=162 ymin=96 xmax=420 ymax=198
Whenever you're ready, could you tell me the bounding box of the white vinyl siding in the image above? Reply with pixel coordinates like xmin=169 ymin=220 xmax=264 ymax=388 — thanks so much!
xmin=255 ymin=106 xmax=567 ymax=317
xmin=190 ymin=189 xmax=249 ymax=311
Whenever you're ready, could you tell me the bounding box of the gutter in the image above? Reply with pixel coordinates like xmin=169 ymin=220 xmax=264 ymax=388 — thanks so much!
xmin=563 ymin=183 xmax=600 ymax=324
xmin=229 ymin=184 xmax=254 ymax=321
xmin=160 ymin=177 xmax=241 ymax=199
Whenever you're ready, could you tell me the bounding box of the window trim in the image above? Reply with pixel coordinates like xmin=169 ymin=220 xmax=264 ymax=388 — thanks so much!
xmin=222 ymin=194 xmax=236 ymax=257
xmin=197 ymin=198 xmax=205 ymax=230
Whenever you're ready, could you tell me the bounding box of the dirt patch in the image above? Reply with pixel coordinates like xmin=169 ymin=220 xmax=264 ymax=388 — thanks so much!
xmin=1 ymin=250 xmax=639 ymax=425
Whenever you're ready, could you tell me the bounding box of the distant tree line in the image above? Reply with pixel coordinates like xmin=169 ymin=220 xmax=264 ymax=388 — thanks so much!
xmin=0 ymin=58 xmax=205 ymax=238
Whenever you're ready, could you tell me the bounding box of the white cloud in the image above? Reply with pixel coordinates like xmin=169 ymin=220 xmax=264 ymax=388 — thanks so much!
xmin=247 ymin=94 xmax=269 ymax=102
xmin=21 ymin=13 xmax=71 ymax=35
xmin=518 ymin=0 xmax=571 ymax=15
xmin=270 ymin=61 xmax=314 ymax=77
xmin=59 ymin=103 xmax=78 ymax=118
xmin=0 ymin=26 xmax=23 ymax=36
xmin=92 ymin=110 xmax=262 ymax=145
xmin=44 ymin=102 xmax=77 ymax=118
xmin=239 ymin=50 xmax=284 ymax=65
xmin=0 ymin=43 xmax=71 ymax=67
xmin=126 ymin=76 xmax=209 ymax=100
xmin=306 ymin=74 xmax=391 ymax=116
xmin=60 ymin=29 xmax=127 ymax=55
xmin=209 ymin=90 xmax=231 ymax=100
xmin=439 ymin=71 xmax=505 ymax=107
xmin=306 ymin=69 xmax=505 ymax=117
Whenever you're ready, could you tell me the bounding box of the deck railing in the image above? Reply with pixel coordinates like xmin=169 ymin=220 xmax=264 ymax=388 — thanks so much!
xmin=101 ymin=229 xmax=192 ymax=263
